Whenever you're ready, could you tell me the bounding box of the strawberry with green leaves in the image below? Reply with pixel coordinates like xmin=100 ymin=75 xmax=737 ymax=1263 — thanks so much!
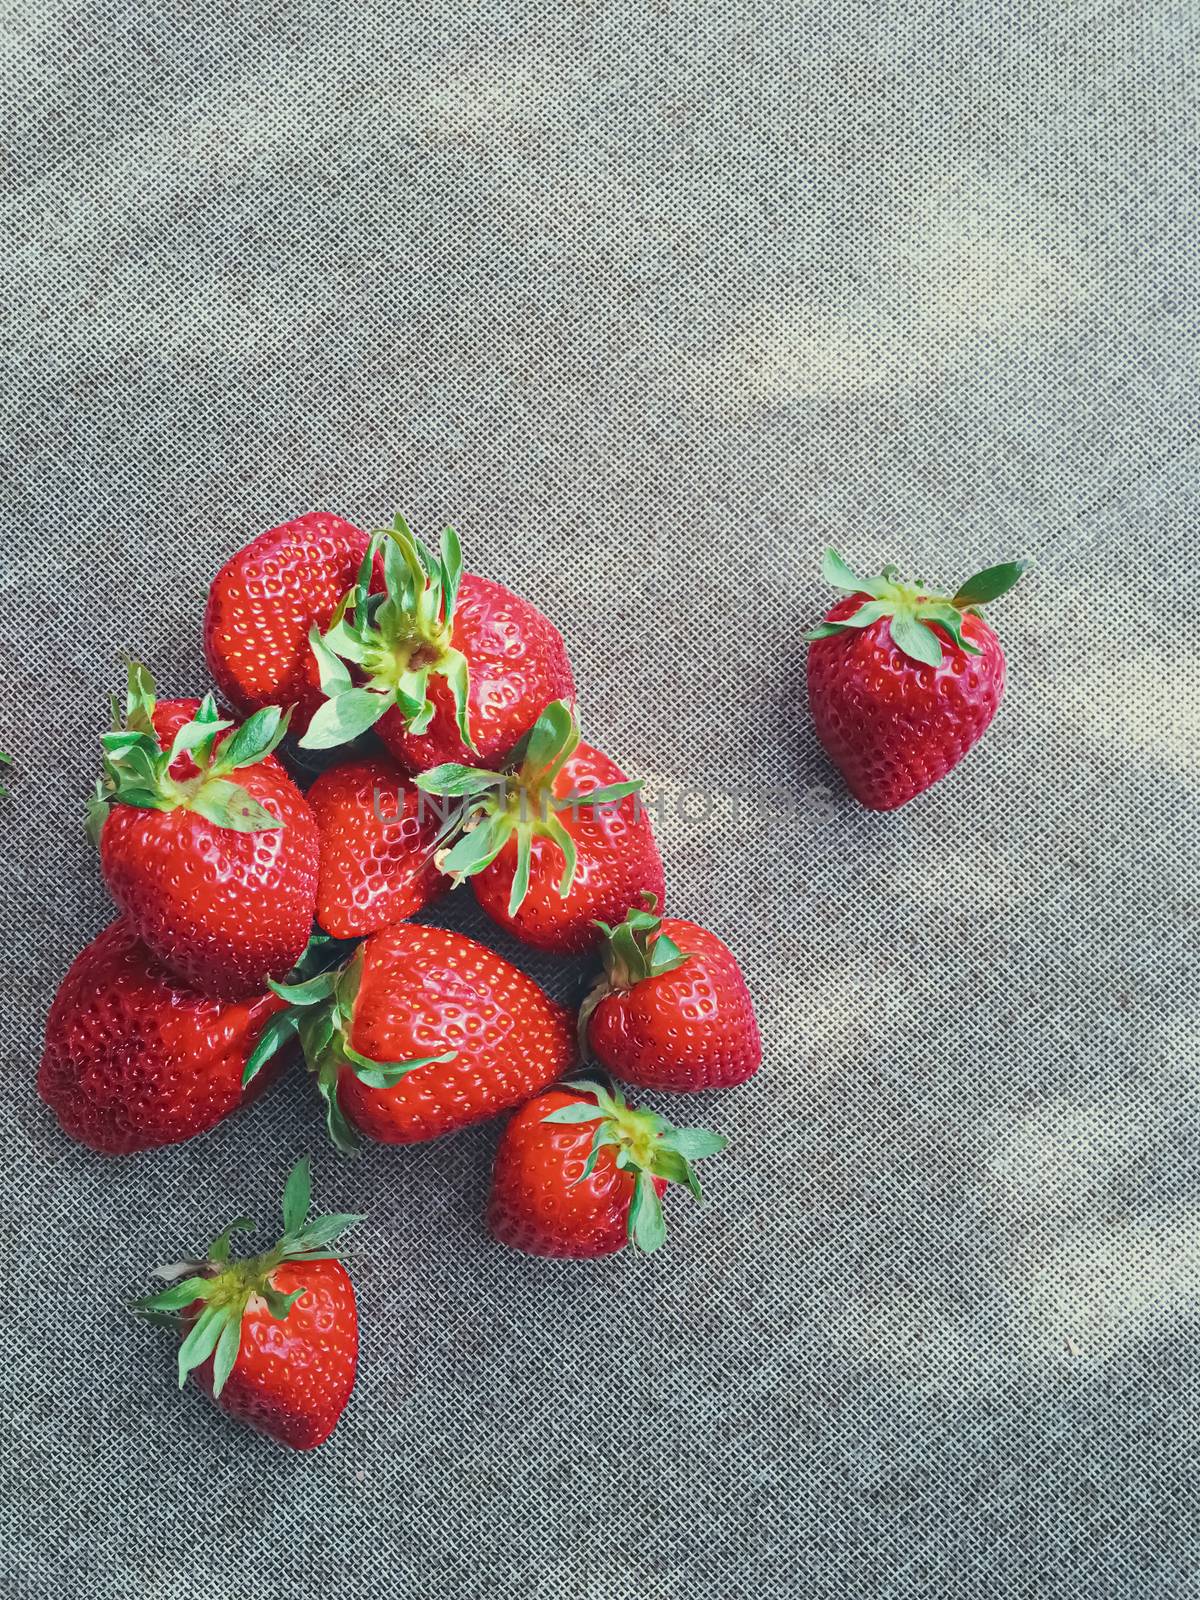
xmin=805 ymin=548 xmax=1026 ymax=811
xmin=487 ymin=1080 xmax=728 ymax=1258
xmin=580 ymin=896 xmax=761 ymax=1092
xmin=246 ymin=923 xmax=576 ymax=1153
xmin=306 ymin=755 xmax=450 ymax=939
xmin=90 ymin=664 xmax=319 ymax=998
xmin=298 ymin=513 xmax=574 ymax=773
xmin=133 ymin=1158 xmax=361 ymax=1450
xmin=38 ymin=919 xmax=286 ymax=1154
xmin=204 ymin=511 xmax=374 ymax=738
xmin=417 ymin=700 xmax=664 ymax=955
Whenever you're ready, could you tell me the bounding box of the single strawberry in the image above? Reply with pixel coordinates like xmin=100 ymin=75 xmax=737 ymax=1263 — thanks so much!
xmin=805 ymin=548 xmax=1027 ymax=811
xmin=580 ymin=896 xmax=761 ymax=1091
xmin=133 ymin=1158 xmax=362 ymax=1450
xmin=487 ymin=1079 xmax=728 ymax=1258
xmin=245 ymin=923 xmax=576 ymax=1152
xmin=204 ymin=511 xmax=373 ymax=736
xmin=306 ymin=755 xmax=451 ymax=940
xmin=416 ymin=700 xmax=664 ymax=955
xmin=90 ymin=663 xmax=320 ymax=998
xmin=37 ymin=919 xmax=286 ymax=1154
xmin=297 ymin=513 xmax=574 ymax=772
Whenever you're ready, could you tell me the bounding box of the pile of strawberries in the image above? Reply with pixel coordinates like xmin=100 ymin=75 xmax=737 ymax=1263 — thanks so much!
xmin=39 ymin=511 xmax=763 ymax=1451
xmin=38 ymin=513 xmax=1023 ymax=1451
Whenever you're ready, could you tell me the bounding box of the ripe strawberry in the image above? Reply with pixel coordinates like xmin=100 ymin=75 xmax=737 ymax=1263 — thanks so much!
xmin=805 ymin=548 xmax=1026 ymax=810
xmin=416 ymin=700 xmax=664 ymax=955
xmin=298 ymin=513 xmax=574 ymax=772
xmin=306 ymin=756 xmax=450 ymax=940
xmin=581 ymin=896 xmax=761 ymax=1091
xmin=246 ymin=923 xmax=576 ymax=1151
xmin=37 ymin=919 xmax=286 ymax=1154
xmin=90 ymin=663 xmax=320 ymax=998
xmin=133 ymin=1158 xmax=362 ymax=1450
xmin=204 ymin=511 xmax=372 ymax=736
xmin=487 ymin=1079 xmax=728 ymax=1258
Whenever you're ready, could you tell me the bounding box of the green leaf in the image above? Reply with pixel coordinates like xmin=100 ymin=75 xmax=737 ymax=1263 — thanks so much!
xmin=441 ymin=819 xmax=509 ymax=879
xmin=415 ymin=764 xmax=503 ymax=798
xmin=440 ymin=648 xmax=474 ymax=751
xmin=268 ymin=971 xmax=339 ymax=1007
xmin=261 ymin=1285 xmax=307 ymax=1321
xmin=520 ymin=700 xmax=577 ymax=776
xmin=188 ymin=780 xmax=283 ymax=833
xmin=804 ymin=621 xmax=851 ymax=642
xmin=628 ymin=1172 xmax=667 ymax=1254
xmin=288 ymin=1211 xmax=366 ymax=1251
xmin=541 ymin=1101 xmax=608 ymax=1126
xmin=243 ymin=1011 xmax=299 ymax=1087
xmin=176 ymin=1303 xmax=227 ymax=1388
xmin=131 ymin=1275 xmax=212 ymax=1316
xmin=440 ymin=524 xmax=463 ymax=619
xmin=210 ymin=1311 xmax=243 ymax=1398
xmin=206 ymin=1216 xmax=254 ymax=1264
xmin=299 ymin=688 xmax=392 ymax=750
xmin=344 ymin=1044 xmax=456 ymax=1088
xmin=820 ymin=548 xmax=863 ymax=592
xmin=166 ymin=715 xmax=231 ymax=768
xmin=508 ymin=827 xmax=533 ymax=917
xmin=952 ymin=559 xmax=1028 ymax=607
xmin=648 ymin=932 xmax=691 ymax=977
xmin=658 ymin=1127 xmax=729 ymax=1162
xmin=888 ymin=611 xmax=943 ymax=667
xmin=213 ymin=705 xmax=289 ymax=774
xmin=557 ymin=778 xmax=642 ymax=812
xmin=281 ymin=1157 xmax=312 ymax=1237
xmin=308 ymin=624 xmax=354 ymax=697
xmin=317 ymin=1073 xmax=361 ymax=1156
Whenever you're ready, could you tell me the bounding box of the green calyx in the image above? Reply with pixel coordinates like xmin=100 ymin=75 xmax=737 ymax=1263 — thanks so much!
xmin=577 ymin=893 xmax=692 ymax=1060
xmin=415 ymin=699 xmax=643 ymax=917
xmin=131 ymin=1157 xmax=364 ymax=1398
xmin=542 ymin=1078 xmax=729 ymax=1253
xmin=86 ymin=661 xmax=290 ymax=846
xmin=803 ymin=547 xmax=1028 ymax=667
xmin=298 ymin=512 xmax=474 ymax=754
xmin=242 ymin=939 xmax=457 ymax=1156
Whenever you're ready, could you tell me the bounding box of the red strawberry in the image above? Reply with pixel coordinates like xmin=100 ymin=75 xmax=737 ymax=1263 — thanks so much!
xmin=581 ymin=896 xmax=761 ymax=1091
xmin=91 ymin=663 xmax=320 ymax=998
xmin=487 ymin=1079 xmax=728 ymax=1258
xmin=133 ymin=1158 xmax=361 ymax=1450
xmin=306 ymin=756 xmax=450 ymax=940
xmin=247 ymin=923 xmax=576 ymax=1151
xmin=417 ymin=701 xmax=664 ymax=955
xmin=37 ymin=919 xmax=285 ymax=1154
xmin=297 ymin=513 xmax=574 ymax=773
xmin=805 ymin=548 xmax=1026 ymax=810
xmin=204 ymin=511 xmax=372 ymax=736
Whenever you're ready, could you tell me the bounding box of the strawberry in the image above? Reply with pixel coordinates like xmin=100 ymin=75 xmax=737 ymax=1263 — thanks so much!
xmin=805 ymin=548 xmax=1026 ymax=811
xmin=246 ymin=923 xmax=576 ymax=1152
xmin=204 ymin=511 xmax=372 ymax=736
xmin=486 ymin=1079 xmax=728 ymax=1258
xmin=297 ymin=513 xmax=574 ymax=772
xmin=90 ymin=663 xmax=320 ymax=998
xmin=417 ymin=700 xmax=664 ymax=955
xmin=581 ymin=896 xmax=761 ymax=1091
xmin=37 ymin=919 xmax=286 ymax=1154
xmin=306 ymin=755 xmax=450 ymax=940
xmin=133 ymin=1158 xmax=362 ymax=1450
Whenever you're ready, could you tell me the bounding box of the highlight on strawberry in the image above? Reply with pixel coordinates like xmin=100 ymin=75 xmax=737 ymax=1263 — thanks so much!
xmin=580 ymin=895 xmax=761 ymax=1092
xmin=244 ymin=924 xmax=576 ymax=1154
xmin=88 ymin=662 xmax=320 ymax=997
xmin=299 ymin=511 xmax=574 ymax=774
xmin=38 ymin=920 xmax=288 ymax=1155
xmin=133 ymin=1158 xmax=362 ymax=1451
xmin=804 ymin=547 xmax=1027 ymax=811
xmin=416 ymin=699 xmax=664 ymax=955
xmin=487 ymin=1079 xmax=729 ymax=1258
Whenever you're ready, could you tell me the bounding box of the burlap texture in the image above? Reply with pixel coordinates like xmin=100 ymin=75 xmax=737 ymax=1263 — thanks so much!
xmin=2 ymin=3 xmax=1198 ymax=1596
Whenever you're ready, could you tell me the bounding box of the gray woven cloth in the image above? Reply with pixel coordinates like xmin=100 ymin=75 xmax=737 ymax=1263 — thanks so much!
xmin=2 ymin=3 xmax=1198 ymax=1596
